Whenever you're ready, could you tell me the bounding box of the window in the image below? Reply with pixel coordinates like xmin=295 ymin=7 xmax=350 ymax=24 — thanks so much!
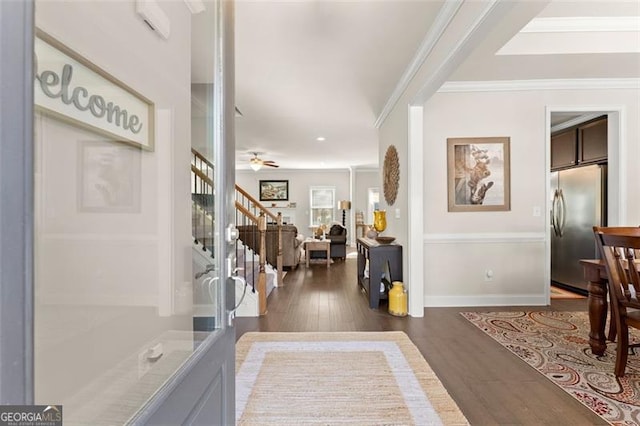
xmin=310 ymin=186 xmax=335 ymax=227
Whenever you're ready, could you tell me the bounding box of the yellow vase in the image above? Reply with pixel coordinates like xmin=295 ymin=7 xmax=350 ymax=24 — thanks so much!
xmin=388 ymin=281 xmax=407 ymax=317
xmin=373 ymin=210 xmax=387 ymax=233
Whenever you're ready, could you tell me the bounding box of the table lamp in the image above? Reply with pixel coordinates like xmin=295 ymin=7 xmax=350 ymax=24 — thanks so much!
xmin=339 ymin=200 xmax=351 ymax=227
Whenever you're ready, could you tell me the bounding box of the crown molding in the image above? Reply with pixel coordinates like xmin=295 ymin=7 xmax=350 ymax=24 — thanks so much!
xmin=410 ymin=0 xmax=500 ymax=106
xmin=522 ymin=16 xmax=640 ymax=33
xmin=438 ymin=78 xmax=640 ymax=93
xmin=374 ymin=0 xmax=463 ymax=129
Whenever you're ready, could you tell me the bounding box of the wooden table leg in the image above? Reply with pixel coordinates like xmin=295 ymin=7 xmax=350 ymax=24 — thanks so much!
xmin=587 ymin=278 xmax=608 ymax=356
xmin=325 ymin=245 xmax=330 ymax=268
xmin=305 ymin=245 xmax=310 ymax=268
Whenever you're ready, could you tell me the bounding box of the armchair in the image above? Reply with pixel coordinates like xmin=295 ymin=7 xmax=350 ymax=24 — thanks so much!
xmin=327 ymin=224 xmax=347 ymax=260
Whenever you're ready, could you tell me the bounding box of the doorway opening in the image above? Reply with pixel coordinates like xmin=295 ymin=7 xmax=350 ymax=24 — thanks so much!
xmin=547 ymin=107 xmax=624 ymax=297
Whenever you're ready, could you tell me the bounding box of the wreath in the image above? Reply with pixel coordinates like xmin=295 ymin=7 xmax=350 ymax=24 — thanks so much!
xmin=383 ymin=145 xmax=399 ymax=206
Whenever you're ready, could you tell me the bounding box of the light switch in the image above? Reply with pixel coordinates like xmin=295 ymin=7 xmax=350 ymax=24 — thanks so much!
xmin=533 ymin=206 xmax=541 ymax=217
xmin=395 ymin=208 xmax=401 ymax=219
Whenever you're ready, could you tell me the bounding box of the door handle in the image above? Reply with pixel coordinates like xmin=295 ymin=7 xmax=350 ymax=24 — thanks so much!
xmin=557 ymin=189 xmax=567 ymax=237
xmin=228 ymin=274 xmax=248 ymax=326
xmin=551 ymin=190 xmax=559 ymax=237
xmin=226 ymin=224 xmax=239 ymax=243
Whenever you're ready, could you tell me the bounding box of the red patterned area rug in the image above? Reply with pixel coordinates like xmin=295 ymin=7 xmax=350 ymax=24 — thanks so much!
xmin=461 ymin=311 xmax=640 ymax=425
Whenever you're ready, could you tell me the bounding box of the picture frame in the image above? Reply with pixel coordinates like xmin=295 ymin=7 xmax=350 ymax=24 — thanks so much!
xmin=78 ymin=140 xmax=141 ymax=213
xmin=259 ymin=180 xmax=289 ymax=201
xmin=447 ymin=137 xmax=510 ymax=212
xmin=35 ymin=30 xmax=155 ymax=151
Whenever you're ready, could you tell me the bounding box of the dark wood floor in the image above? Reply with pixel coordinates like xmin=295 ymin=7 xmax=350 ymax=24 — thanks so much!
xmin=235 ymin=256 xmax=605 ymax=425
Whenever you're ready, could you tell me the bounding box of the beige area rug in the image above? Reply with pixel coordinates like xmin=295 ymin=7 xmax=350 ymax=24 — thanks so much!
xmin=236 ymin=332 xmax=468 ymax=425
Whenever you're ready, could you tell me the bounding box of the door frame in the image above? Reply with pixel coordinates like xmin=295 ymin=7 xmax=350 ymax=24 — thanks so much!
xmin=545 ymin=105 xmax=626 ymax=303
xmin=132 ymin=0 xmax=236 ymax=423
xmin=0 ymin=0 xmax=35 ymax=405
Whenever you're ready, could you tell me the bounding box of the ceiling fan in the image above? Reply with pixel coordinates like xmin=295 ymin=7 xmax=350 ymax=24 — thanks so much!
xmin=249 ymin=152 xmax=279 ymax=171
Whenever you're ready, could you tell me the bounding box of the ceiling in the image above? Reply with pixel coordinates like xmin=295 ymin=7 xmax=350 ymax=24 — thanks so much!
xmin=223 ymin=0 xmax=640 ymax=171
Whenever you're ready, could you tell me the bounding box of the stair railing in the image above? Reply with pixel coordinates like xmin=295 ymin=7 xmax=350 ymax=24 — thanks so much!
xmin=191 ymin=150 xmax=214 ymax=255
xmin=191 ymin=148 xmax=284 ymax=315
xmin=235 ymin=185 xmax=284 ymax=288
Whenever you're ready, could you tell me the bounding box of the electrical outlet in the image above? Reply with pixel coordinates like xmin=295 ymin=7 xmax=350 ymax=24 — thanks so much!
xmin=484 ymin=269 xmax=494 ymax=281
xmin=533 ymin=206 xmax=541 ymax=217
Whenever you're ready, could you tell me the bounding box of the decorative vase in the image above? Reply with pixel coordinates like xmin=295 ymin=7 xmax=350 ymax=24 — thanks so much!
xmin=373 ymin=210 xmax=387 ymax=233
xmin=365 ymin=227 xmax=378 ymax=239
xmin=388 ymin=281 xmax=407 ymax=317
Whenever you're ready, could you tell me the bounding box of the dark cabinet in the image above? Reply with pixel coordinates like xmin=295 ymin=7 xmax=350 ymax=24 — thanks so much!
xmin=551 ymin=116 xmax=607 ymax=170
xmin=551 ymin=129 xmax=577 ymax=169
xmin=579 ymin=118 xmax=607 ymax=164
xmin=356 ymin=238 xmax=402 ymax=309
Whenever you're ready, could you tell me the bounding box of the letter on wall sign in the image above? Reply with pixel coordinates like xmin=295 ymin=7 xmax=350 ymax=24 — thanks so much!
xmin=34 ymin=30 xmax=155 ymax=151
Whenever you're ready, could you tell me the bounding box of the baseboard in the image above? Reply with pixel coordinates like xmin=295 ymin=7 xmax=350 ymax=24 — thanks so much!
xmin=424 ymin=294 xmax=548 ymax=307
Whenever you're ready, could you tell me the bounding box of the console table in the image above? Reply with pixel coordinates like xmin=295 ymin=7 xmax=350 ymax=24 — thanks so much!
xmin=356 ymin=238 xmax=402 ymax=309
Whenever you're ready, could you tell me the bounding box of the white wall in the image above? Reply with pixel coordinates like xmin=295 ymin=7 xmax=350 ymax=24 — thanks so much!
xmin=236 ymin=169 xmax=351 ymax=236
xmin=353 ymin=169 xmax=380 ymax=225
xmin=421 ymin=87 xmax=639 ymax=306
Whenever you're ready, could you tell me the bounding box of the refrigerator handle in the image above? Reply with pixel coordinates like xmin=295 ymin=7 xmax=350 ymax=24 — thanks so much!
xmin=551 ymin=189 xmax=559 ymax=237
xmin=557 ymin=189 xmax=567 ymax=237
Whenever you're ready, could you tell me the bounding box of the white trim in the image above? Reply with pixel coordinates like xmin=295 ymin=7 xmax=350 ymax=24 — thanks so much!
xmin=374 ymin=1 xmax=463 ymax=129
xmin=411 ymin=0 xmax=500 ymax=105
xmin=439 ymin=78 xmax=640 ymax=93
xmin=424 ymin=232 xmax=545 ymax=244
xmin=522 ymin=17 xmax=640 ymax=33
xmin=550 ymin=112 xmax=603 ymax=133
xmin=544 ymin=108 xmax=552 ymax=305
xmin=544 ymin=105 xmax=626 ymax=306
xmin=617 ymin=109 xmax=627 ymax=226
xmin=544 ymin=105 xmax=626 ymax=226
xmin=157 ymin=108 xmax=174 ymax=317
xmin=425 ymin=294 xmax=548 ymax=307
xmin=407 ymin=105 xmax=424 ymax=318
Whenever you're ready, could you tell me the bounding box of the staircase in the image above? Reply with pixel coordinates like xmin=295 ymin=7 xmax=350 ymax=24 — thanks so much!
xmin=191 ymin=148 xmax=284 ymax=316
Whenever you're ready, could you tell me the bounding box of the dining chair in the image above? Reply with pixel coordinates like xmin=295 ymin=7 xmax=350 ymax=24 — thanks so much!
xmin=593 ymin=226 xmax=640 ymax=377
xmin=595 ymin=227 xmax=640 ymax=341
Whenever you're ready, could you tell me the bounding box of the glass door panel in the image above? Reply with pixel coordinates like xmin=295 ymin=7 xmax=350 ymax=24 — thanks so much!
xmin=33 ymin=1 xmax=234 ymax=424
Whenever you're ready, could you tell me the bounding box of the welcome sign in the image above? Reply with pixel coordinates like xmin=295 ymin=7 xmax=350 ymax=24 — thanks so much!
xmin=34 ymin=31 xmax=155 ymax=150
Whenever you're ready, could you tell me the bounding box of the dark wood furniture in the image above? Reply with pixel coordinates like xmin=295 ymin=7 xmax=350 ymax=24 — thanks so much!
xmin=551 ymin=116 xmax=607 ymax=170
xmin=581 ymin=255 xmax=640 ymax=358
xmin=579 ymin=117 xmax=608 ymax=164
xmin=356 ymin=238 xmax=402 ymax=309
xmin=580 ymin=258 xmax=610 ymax=356
xmin=593 ymin=227 xmax=640 ymax=376
xmin=551 ymin=129 xmax=577 ymax=169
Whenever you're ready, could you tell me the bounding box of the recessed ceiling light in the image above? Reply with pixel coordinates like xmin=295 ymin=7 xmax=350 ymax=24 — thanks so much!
xmin=316 ymin=137 xmax=325 ymax=142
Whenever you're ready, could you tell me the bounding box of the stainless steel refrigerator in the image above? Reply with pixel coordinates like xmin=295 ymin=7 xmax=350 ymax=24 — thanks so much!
xmin=551 ymin=164 xmax=607 ymax=292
